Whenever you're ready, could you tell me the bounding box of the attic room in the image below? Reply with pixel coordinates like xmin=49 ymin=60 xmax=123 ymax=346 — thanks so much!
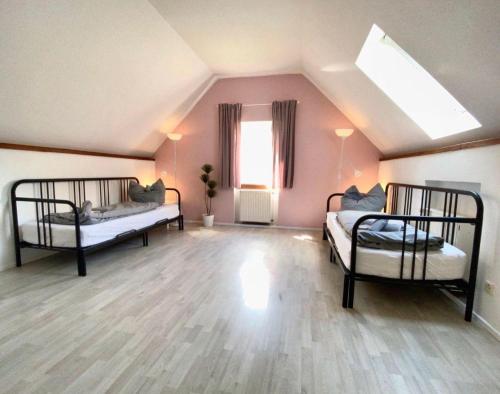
xmin=0 ymin=0 xmax=499 ymax=392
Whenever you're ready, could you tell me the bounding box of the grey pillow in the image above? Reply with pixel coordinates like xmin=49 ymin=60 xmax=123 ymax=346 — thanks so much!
xmin=129 ymin=179 xmax=165 ymax=204
xmin=340 ymin=183 xmax=386 ymax=211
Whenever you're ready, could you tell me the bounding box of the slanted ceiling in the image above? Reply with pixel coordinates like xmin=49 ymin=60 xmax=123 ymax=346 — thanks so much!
xmin=1 ymin=0 xmax=499 ymax=156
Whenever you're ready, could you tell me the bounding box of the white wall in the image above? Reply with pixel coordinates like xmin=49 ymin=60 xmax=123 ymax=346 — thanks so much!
xmin=0 ymin=149 xmax=155 ymax=271
xmin=379 ymin=145 xmax=500 ymax=334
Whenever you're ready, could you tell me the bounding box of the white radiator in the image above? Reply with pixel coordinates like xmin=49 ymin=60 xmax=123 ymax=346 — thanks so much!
xmin=239 ymin=190 xmax=273 ymax=223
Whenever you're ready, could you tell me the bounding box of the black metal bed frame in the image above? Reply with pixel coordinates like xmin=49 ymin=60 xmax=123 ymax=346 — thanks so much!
xmin=322 ymin=182 xmax=483 ymax=321
xmin=11 ymin=177 xmax=184 ymax=277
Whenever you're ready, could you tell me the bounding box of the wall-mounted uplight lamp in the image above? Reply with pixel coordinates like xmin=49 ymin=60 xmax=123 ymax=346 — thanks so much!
xmin=167 ymin=132 xmax=183 ymax=187
xmin=334 ymin=128 xmax=357 ymax=186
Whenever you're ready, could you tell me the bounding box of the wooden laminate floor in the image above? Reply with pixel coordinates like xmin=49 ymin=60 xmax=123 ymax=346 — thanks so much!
xmin=0 ymin=224 xmax=498 ymax=394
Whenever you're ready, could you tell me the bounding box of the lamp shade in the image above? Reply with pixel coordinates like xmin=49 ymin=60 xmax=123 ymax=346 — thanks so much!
xmin=167 ymin=132 xmax=183 ymax=141
xmin=335 ymin=128 xmax=354 ymax=138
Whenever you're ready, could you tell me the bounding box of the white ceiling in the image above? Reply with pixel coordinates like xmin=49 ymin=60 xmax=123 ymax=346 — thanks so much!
xmin=151 ymin=0 xmax=500 ymax=155
xmin=1 ymin=0 xmax=499 ymax=156
xmin=0 ymin=0 xmax=210 ymax=156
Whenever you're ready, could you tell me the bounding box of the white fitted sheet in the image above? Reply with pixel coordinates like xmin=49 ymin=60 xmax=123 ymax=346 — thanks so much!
xmin=326 ymin=212 xmax=467 ymax=280
xmin=21 ymin=204 xmax=180 ymax=248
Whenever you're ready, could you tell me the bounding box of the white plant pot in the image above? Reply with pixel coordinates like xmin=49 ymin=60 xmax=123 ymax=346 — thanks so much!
xmin=202 ymin=214 xmax=214 ymax=227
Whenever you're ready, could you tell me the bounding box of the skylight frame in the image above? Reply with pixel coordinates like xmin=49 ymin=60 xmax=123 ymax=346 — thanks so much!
xmin=355 ymin=24 xmax=481 ymax=139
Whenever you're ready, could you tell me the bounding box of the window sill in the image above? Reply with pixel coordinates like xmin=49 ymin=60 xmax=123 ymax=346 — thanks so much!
xmin=240 ymin=184 xmax=269 ymax=190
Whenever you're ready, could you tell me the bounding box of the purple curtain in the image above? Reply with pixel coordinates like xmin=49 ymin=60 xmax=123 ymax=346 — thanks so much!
xmin=218 ymin=103 xmax=242 ymax=188
xmin=272 ymin=100 xmax=297 ymax=189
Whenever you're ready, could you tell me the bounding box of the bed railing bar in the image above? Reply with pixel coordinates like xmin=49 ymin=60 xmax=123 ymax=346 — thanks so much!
xmin=426 ymin=190 xmax=432 ymax=217
xmin=409 ymin=187 xmax=414 ymax=215
xmin=400 ymin=219 xmax=407 ymax=279
xmin=465 ymin=202 xmax=484 ymax=321
xmin=403 ymin=187 xmax=407 ymax=215
xmin=419 ymin=190 xmax=425 ymax=229
xmin=39 ymin=182 xmax=47 ymax=247
xmin=445 ymin=193 xmax=452 ymax=242
xmin=105 ymin=180 xmax=108 ymax=205
xmin=407 ymin=186 xmax=410 ymax=214
xmin=403 ymin=187 xmax=408 ymax=215
xmin=326 ymin=193 xmax=344 ymax=212
xmin=394 ymin=185 xmax=398 ymax=214
xmin=390 ymin=185 xmax=395 ymax=214
xmin=387 ymin=184 xmax=392 ymax=213
xmin=411 ymin=220 xmax=418 ymax=280
xmin=422 ymin=221 xmax=431 ymax=280
xmin=449 ymin=193 xmax=454 ymax=238
xmin=404 ymin=186 xmax=408 ymax=214
xmin=52 ymin=181 xmax=56 ymax=213
xmin=390 ymin=186 xmax=394 ymax=214
xmin=45 ymin=182 xmax=53 ymax=248
xmin=99 ymin=180 xmax=102 ymax=206
xmin=76 ymin=181 xmax=80 ymax=206
xmin=423 ymin=189 xmax=429 ymax=229
xmin=451 ymin=195 xmax=459 ymax=244
xmin=165 ymin=188 xmax=182 ymax=212
xmin=395 ymin=187 xmax=399 ymax=214
xmin=441 ymin=192 xmax=448 ymax=237
xmin=35 ymin=201 xmax=41 ymax=246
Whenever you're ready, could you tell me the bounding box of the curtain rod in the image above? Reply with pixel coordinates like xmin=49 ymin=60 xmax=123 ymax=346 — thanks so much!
xmin=216 ymin=101 xmax=300 ymax=108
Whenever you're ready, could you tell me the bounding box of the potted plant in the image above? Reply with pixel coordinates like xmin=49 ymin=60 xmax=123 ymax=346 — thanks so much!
xmin=200 ymin=164 xmax=217 ymax=227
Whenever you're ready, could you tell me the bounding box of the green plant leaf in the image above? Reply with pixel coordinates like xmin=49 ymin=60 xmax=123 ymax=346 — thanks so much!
xmin=200 ymin=174 xmax=209 ymax=183
xmin=207 ymin=180 xmax=217 ymax=189
xmin=201 ymin=163 xmax=214 ymax=174
xmin=207 ymin=189 xmax=217 ymax=198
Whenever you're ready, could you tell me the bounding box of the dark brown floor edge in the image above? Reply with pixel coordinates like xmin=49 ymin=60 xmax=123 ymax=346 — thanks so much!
xmin=0 ymin=143 xmax=155 ymax=161
xmin=380 ymin=137 xmax=500 ymax=161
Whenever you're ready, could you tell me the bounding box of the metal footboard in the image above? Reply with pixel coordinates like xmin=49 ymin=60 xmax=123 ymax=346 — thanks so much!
xmin=323 ymin=183 xmax=483 ymax=321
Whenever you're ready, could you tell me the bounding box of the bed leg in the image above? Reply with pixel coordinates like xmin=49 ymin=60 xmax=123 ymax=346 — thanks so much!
xmin=329 ymin=248 xmax=333 ymax=263
xmin=465 ymin=289 xmax=475 ymax=322
xmin=178 ymin=215 xmax=184 ymax=231
xmin=322 ymin=223 xmax=327 ymax=240
xmin=142 ymin=232 xmax=149 ymax=247
xmin=77 ymin=250 xmax=87 ymax=277
xmin=342 ymin=275 xmax=349 ymax=308
xmin=15 ymin=245 xmax=22 ymax=267
xmin=347 ymin=277 xmax=355 ymax=308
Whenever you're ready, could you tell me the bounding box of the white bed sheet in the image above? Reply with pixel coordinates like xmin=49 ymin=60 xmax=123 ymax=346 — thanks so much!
xmin=326 ymin=212 xmax=467 ymax=280
xmin=21 ymin=204 xmax=180 ymax=248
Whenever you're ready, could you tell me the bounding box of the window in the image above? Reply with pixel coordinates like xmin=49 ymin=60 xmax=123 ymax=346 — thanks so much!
xmin=355 ymin=24 xmax=481 ymax=139
xmin=240 ymin=121 xmax=273 ymax=188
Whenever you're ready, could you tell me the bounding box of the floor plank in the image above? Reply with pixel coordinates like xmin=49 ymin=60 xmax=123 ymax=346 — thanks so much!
xmin=0 ymin=224 xmax=498 ymax=393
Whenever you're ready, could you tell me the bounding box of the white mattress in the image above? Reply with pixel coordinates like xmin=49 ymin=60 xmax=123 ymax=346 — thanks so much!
xmin=21 ymin=204 xmax=180 ymax=248
xmin=326 ymin=212 xmax=467 ymax=280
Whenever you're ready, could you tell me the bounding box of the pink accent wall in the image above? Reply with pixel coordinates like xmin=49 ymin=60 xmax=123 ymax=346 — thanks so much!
xmin=155 ymin=74 xmax=380 ymax=228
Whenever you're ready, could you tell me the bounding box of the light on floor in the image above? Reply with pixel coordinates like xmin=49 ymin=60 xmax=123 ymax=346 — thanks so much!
xmin=239 ymin=253 xmax=270 ymax=310
xmin=293 ymin=234 xmax=313 ymax=241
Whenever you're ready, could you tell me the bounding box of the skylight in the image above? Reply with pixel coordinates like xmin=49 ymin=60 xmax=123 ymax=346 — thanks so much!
xmin=355 ymin=24 xmax=481 ymax=139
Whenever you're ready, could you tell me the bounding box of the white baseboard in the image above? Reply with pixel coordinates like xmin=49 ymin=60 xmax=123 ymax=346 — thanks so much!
xmin=440 ymin=290 xmax=500 ymax=341
xmin=183 ymin=219 xmax=321 ymax=232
